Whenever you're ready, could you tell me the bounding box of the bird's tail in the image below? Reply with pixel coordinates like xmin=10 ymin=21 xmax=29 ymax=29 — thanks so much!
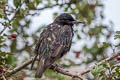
xmin=35 ymin=57 xmax=50 ymax=78
xmin=31 ymin=54 xmax=38 ymax=70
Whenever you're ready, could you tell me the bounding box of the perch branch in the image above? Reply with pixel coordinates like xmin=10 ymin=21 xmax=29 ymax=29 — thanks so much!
xmin=3 ymin=52 xmax=120 ymax=80
xmin=50 ymin=64 xmax=86 ymax=80
xmin=5 ymin=57 xmax=85 ymax=80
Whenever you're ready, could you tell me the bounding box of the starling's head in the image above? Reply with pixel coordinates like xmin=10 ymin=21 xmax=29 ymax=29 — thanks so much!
xmin=54 ymin=13 xmax=84 ymax=25
xmin=54 ymin=13 xmax=75 ymax=25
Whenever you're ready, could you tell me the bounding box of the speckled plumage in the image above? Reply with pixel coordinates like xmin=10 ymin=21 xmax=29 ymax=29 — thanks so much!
xmin=31 ymin=13 xmax=76 ymax=78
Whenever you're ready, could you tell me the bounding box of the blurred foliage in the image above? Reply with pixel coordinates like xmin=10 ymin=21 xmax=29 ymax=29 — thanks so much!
xmin=0 ymin=0 xmax=120 ymax=80
xmin=91 ymin=62 xmax=120 ymax=80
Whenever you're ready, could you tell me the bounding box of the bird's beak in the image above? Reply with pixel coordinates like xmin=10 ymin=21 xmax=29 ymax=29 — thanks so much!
xmin=71 ymin=20 xmax=85 ymax=24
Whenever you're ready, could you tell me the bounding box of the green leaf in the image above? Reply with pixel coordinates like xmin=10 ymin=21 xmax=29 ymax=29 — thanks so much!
xmin=91 ymin=65 xmax=104 ymax=76
xmin=114 ymin=35 xmax=120 ymax=39
xmin=53 ymin=12 xmax=58 ymax=18
xmin=27 ymin=2 xmax=36 ymax=10
xmin=3 ymin=33 xmax=8 ymax=36
xmin=102 ymin=62 xmax=110 ymax=68
xmin=13 ymin=0 xmax=21 ymax=8
xmin=34 ymin=0 xmax=42 ymax=5
xmin=0 ymin=36 xmax=5 ymax=43
xmin=6 ymin=55 xmax=17 ymax=69
xmin=44 ymin=69 xmax=65 ymax=80
xmin=0 ymin=14 xmax=2 ymax=18
xmin=74 ymin=29 xmax=78 ymax=33
xmin=77 ymin=34 xmax=81 ymax=39
xmin=0 ymin=9 xmax=3 ymax=18
xmin=102 ymin=42 xmax=111 ymax=47
xmin=10 ymin=40 xmax=17 ymax=52
xmin=116 ymin=31 xmax=120 ymax=34
xmin=0 ymin=0 xmax=8 ymax=4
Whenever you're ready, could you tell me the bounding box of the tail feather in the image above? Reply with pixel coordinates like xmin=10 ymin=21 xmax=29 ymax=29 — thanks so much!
xmin=35 ymin=57 xmax=48 ymax=78
xmin=35 ymin=56 xmax=56 ymax=78
xmin=31 ymin=54 xmax=38 ymax=70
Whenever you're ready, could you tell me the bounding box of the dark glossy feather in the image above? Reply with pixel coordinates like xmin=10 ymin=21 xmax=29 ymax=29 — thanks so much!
xmin=31 ymin=13 xmax=75 ymax=78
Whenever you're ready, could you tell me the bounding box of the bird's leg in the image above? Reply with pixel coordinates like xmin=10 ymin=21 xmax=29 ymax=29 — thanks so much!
xmin=51 ymin=64 xmax=62 ymax=71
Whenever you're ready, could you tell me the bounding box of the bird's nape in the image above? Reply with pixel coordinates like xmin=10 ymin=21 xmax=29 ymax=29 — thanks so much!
xmin=54 ymin=13 xmax=75 ymax=23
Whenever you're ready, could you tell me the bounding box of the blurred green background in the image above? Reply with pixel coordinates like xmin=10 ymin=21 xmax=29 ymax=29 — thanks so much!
xmin=0 ymin=0 xmax=120 ymax=80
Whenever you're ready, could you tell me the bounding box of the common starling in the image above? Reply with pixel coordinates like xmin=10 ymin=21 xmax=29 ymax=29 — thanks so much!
xmin=31 ymin=13 xmax=83 ymax=78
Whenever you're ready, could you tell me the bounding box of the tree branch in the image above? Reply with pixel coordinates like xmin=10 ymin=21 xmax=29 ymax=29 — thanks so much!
xmin=50 ymin=64 xmax=86 ymax=80
xmin=80 ymin=52 xmax=120 ymax=75
xmin=6 ymin=57 xmax=33 ymax=77
xmin=3 ymin=52 xmax=120 ymax=80
xmin=36 ymin=3 xmax=70 ymax=11
xmin=5 ymin=57 xmax=85 ymax=80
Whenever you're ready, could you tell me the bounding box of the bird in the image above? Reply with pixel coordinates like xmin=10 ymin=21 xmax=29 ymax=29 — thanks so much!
xmin=31 ymin=13 xmax=84 ymax=78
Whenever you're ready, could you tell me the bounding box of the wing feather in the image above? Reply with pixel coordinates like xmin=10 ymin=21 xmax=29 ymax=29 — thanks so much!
xmin=31 ymin=23 xmax=73 ymax=72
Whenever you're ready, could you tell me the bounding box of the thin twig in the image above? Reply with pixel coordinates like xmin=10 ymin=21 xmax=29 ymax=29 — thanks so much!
xmin=36 ymin=3 xmax=70 ymax=11
xmin=0 ymin=9 xmax=18 ymax=35
xmin=80 ymin=52 xmax=120 ymax=75
xmin=6 ymin=57 xmax=33 ymax=77
xmin=0 ymin=27 xmax=7 ymax=35
xmin=2 ymin=75 xmax=7 ymax=80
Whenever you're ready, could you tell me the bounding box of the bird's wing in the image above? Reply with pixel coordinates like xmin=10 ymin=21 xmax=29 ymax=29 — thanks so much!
xmin=31 ymin=23 xmax=73 ymax=69
xmin=31 ymin=28 xmax=47 ymax=69
xmin=38 ymin=23 xmax=73 ymax=57
xmin=33 ymin=23 xmax=73 ymax=77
